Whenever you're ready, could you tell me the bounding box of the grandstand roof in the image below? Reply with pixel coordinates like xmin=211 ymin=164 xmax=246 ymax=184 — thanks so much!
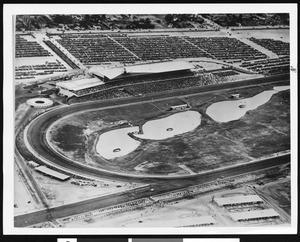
xmin=91 ymin=61 xmax=194 ymax=80
xmin=35 ymin=166 xmax=70 ymax=181
xmin=229 ymin=209 xmax=280 ymax=221
xmin=56 ymin=77 xmax=105 ymax=91
xmin=214 ymin=195 xmax=263 ymax=206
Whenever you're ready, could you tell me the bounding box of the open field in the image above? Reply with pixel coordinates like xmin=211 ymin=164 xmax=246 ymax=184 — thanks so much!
xmin=49 ymin=83 xmax=290 ymax=176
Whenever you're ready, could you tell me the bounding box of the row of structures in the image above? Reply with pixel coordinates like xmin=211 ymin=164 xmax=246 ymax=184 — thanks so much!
xmin=213 ymin=194 xmax=281 ymax=222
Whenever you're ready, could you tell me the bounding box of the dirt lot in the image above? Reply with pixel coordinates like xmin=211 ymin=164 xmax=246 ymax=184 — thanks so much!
xmin=49 ymin=83 xmax=290 ymax=175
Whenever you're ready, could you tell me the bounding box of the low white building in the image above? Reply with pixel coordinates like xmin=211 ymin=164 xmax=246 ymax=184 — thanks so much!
xmin=229 ymin=209 xmax=280 ymax=222
xmin=214 ymin=195 xmax=264 ymax=207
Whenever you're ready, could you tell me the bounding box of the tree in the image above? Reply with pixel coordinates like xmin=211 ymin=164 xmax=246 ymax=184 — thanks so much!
xmin=165 ymin=14 xmax=174 ymax=23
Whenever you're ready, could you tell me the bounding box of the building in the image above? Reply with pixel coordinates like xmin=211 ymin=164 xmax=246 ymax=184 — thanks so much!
xmin=90 ymin=60 xmax=194 ymax=83
xmin=214 ymin=195 xmax=264 ymax=207
xmin=56 ymin=77 xmax=105 ymax=97
xmin=35 ymin=166 xmax=70 ymax=181
xmin=230 ymin=93 xmax=240 ymax=99
xmin=229 ymin=208 xmax=280 ymax=222
xmin=28 ymin=161 xmax=40 ymax=168
xmin=170 ymin=104 xmax=189 ymax=111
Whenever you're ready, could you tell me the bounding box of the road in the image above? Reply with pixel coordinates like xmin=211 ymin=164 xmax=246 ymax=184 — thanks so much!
xmin=14 ymin=153 xmax=290 ymax=227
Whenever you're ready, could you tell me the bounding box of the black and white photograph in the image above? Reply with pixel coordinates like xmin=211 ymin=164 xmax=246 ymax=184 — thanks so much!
xmin=3 ymin=3 xmax=298 ymax=234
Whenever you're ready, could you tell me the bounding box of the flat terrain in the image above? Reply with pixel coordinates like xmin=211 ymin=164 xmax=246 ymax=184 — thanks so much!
xmin=49 ymin=83 xmax=290 ymax=176
xmin=60 ymin=164 xmax=290 ymax=228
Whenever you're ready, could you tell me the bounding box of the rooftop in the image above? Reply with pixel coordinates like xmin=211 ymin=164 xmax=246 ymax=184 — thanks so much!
xmin=229 ymin=209 xmax=280 ymax=221
xmin=214 ymin=195 xmax=264 ymax=206
xmin=91 ymin=61 xmax=194 ymax=80
xmin=35 ymin=166 xmax=70 ymax=181
xmin=56 ymin=77 xmax=105 ymax=91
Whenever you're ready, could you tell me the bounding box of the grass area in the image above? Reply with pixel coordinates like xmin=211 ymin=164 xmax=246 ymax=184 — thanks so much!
xmin=49 ymin=84 xmax=290 ymax=175
xmin=51 ymin=124 xmax=86 ymax=159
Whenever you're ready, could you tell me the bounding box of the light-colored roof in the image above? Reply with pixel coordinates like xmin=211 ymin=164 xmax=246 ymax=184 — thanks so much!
xmin=28 ymin=161 xmax=39 ymax=167
xmin=214 ymin=195 xmax=263 ymax=206
xmin=91 ymin=61 xmax=194 ymax=80
xmin=35 ymin=166 xmax=70 ymax=180
xmin=229 ymin=209 xmax=280 ymax=221
xmin=56 ymin=77 xmax=104 ymax=91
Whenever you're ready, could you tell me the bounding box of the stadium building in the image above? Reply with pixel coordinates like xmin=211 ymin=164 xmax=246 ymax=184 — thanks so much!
xmin=55 ymin=60 xmax=194 ymax=97
xmin=56 ymin=77 xmax=105 ymax=97
xmin=91 ymin=60 xmax=194 ymax=82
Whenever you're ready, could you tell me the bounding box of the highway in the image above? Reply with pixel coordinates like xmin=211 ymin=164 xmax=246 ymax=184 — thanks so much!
xmin=14 ymin=153 xmax=290 ymax=227
xmin=15 ymin=74 xmax=290 ymax=227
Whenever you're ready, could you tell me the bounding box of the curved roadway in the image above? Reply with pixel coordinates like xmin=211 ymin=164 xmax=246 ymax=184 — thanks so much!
xmin=25 ymin=74 xmax=290 ymax=182
xmin=15 ymin=74 xmax=291 ymax=227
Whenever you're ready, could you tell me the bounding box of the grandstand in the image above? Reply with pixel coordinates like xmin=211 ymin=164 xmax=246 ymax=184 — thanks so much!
xmin=91 ymin=61 xmax=194 ymax=82
xmin=56 ymin=77 xmax=105 ymax=96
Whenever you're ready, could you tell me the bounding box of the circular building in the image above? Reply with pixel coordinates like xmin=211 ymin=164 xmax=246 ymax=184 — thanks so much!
xmin=27 ymin=98 xmax=54 ymax=108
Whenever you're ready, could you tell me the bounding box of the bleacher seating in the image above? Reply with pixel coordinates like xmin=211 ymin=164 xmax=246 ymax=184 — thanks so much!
xmin=69 ymin=72 xmax=230 ymax=103
xmin=249 ymin=37 xmax=289 ymax=56
xmin=15 ymin=35 xmax=52 ymax=58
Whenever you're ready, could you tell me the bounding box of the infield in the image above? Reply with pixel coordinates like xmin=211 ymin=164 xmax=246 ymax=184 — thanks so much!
xmin=49 ymin=83 xmax=290 ymax=176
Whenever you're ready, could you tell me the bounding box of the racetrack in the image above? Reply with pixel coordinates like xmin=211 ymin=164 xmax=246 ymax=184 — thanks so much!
xmin=23 ymin=74 xmax=290 ymax=181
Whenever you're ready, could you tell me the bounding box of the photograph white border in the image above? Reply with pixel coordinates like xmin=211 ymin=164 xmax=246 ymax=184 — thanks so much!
xmin=3 ymin=3 xmax=298 ymax=235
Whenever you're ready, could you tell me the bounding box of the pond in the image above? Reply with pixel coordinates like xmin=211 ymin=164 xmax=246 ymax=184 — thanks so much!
xmin=96 ymin=127 xmax=140 ymax=159
xmin=96 ymin=111 xmax=201 ymax=159
xmin=206 ymin=86 xmax=290 ymax=123
xmin=134 ymin=110 xmax=201 ymax=140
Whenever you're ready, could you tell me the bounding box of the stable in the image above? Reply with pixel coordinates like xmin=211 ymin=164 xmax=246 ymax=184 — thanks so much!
xmin=214 ymin=195 xmax=264 ymax=207
xmin=35 ymin=166 xmax=70 ymax=181
xmin=229 ymin=208 xmax=280 ymax=222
